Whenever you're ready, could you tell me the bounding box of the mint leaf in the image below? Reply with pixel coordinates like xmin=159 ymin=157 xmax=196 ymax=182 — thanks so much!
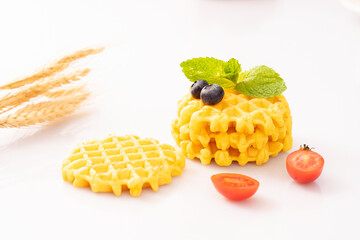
xmin=234 ymin=65 xmax=286 ymax=98
xmin=201 ymin=76 xmax=236 ymax=88
xmin=180 ymin=57 xmax=225 ymax=81
xmin=180 ymin=57 xmax=239 ymax=88
xmin=224 ymin=58 xmax=241 ymax=82
xmin=180 ymin=58 xmax=287 ymax=97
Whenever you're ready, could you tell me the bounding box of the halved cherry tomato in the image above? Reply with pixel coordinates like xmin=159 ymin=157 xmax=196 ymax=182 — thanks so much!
xmin=211 ymin=173 xmax=259 ymax=200
xmin=286 ymin=144 xmax=324 ymax=183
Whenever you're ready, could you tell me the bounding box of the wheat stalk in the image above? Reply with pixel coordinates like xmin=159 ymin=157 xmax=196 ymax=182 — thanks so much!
xmin=0 ymin=47 xmax=103 ymax=128
xmin=44 ymin=84 xmax=87 ymax=98
xmin=0 ymin=69 xmax=90 ymax=114
xmin=0 ymin=47 xmax=103 ymax=90
xmin=0 ymin=91 xmax=90 ymax=128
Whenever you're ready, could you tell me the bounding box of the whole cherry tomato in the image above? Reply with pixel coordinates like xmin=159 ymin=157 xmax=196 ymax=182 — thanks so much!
xmin=286 ymin=144 xmax=324 ymax=183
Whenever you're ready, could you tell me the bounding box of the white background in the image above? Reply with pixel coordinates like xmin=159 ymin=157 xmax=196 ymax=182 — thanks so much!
xmin=1 ymin=0 xmax=359 ymax=239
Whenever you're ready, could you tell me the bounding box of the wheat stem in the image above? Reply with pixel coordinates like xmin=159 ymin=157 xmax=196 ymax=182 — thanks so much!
xmin=0 ymin=47 xmax=103 ymax=128
xmin=0 ymin=47 xmax=103 ymax=90
xmin=0 ymin=91 xmax=90 ymax=128
xmin=44 ymin=84 xmax=87 ymax=98
xmin=0 ymin=69 xmax=90 ymax=113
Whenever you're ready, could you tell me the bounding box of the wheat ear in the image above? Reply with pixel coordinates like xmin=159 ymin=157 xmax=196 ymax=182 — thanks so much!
xmin=0 ymin=47 xmax=103 ymax=90
xmin=0 ymin=69 xmax=90 ymax=114
xmin=0 ymin=91 xmax=90 ymax=128
xmin=44 ymin=84 xmax=87 ymax=98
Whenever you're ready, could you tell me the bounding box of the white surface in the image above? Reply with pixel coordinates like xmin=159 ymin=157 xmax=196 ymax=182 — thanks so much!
xmin=0 ymin=0 xmax=359 ymax=239
xmin=341 ymin=0 xmax=360 ymax=13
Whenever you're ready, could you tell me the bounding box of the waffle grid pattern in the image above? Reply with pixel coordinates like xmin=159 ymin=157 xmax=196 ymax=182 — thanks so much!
xmin=171 ymin=89 xmax=292 ymax=166
xmin=62 ymin=135 xmax=185 ymax=197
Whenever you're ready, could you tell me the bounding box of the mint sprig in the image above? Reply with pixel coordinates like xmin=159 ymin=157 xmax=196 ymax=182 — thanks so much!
xmin=180 ymin=57 xmax=286 ymax=98
xmin=180 ymin=57 xmax=238 ymax=88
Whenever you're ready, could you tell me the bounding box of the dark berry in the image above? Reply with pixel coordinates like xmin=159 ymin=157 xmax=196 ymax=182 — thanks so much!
xmin=200 ymin=84 xmax=224 ymax=105
xmin=190 ymin=80 xmax=208 ymax=99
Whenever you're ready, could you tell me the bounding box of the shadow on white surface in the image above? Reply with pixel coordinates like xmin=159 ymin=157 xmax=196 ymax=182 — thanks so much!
xmin=0 ymin=109 xmax=96 ymax=150
xmin=309 ymin=174 xmax=345 ymax=196
xmin=190 ymin=151 xmax=290 ymax=182
xmin=288 ymin=181 xmax=322 ymax=194
xmin=284 ymin=182 xmax=324 ymax=210
xmin=223 ymin=195 xmax=276 ymax=211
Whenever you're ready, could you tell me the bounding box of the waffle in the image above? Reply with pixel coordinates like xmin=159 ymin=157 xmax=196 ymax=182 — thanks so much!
xmin=62 ymin=135 xmax=186 ymax=197
xmin=171 ymin=89 xmax=292 ymax=166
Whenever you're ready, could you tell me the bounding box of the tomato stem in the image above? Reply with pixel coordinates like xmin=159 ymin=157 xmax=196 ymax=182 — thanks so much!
xmin=300 ymin=144 xmax=311 ymax=150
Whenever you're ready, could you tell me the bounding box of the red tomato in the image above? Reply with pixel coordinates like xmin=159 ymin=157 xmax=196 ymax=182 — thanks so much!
xmin=286 ymin=144 xmax=324 ymax=183
xmin=211 ymin=173 xmax=259 ymax=200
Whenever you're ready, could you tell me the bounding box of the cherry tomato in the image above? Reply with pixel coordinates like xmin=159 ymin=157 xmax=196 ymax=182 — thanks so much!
xmin=286 ymin=144 xmax=324 ymax=183
xmin=211 ymin=173 xmax=259 ymax=200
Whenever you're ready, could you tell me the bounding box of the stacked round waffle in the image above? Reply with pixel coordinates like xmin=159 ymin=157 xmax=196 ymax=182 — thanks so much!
xmin=172 ymin=89 xmax=292 ymax=166
xmin=62 ymin=135 xmax=185 ymax=197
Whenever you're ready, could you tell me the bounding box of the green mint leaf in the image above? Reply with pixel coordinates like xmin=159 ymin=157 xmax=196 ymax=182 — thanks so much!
xmin=203 ymin=76 xmax=236 ymax=88
xmin=180 ymin=57 xmax=237 ymax=88
xmin=223 ymin=58 xmax=241 ymax=82
xmin=234 ymin=65 xmax=287 ymax=98
xmin=180 ymin=57 xmax=225 ymax=81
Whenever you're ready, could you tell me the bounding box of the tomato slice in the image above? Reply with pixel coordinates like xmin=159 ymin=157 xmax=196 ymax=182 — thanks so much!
xmin=211 ymin=173 xmax=259 ymax=200
xmin=286 ymin=148 xmax=324 ymax=183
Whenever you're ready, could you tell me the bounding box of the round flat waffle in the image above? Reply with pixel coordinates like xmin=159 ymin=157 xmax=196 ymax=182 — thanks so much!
xmin=171 ymin=89 xmax=292 ymax=166
xmin=62 ymin=135 xmax=186 ymax=197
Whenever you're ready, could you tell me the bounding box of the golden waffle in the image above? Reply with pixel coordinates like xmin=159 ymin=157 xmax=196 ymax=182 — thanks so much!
xmin=62 ymin=135 xmax=186 ymax=197
xmin=171 ymin=89 xmax=292 ymax=166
